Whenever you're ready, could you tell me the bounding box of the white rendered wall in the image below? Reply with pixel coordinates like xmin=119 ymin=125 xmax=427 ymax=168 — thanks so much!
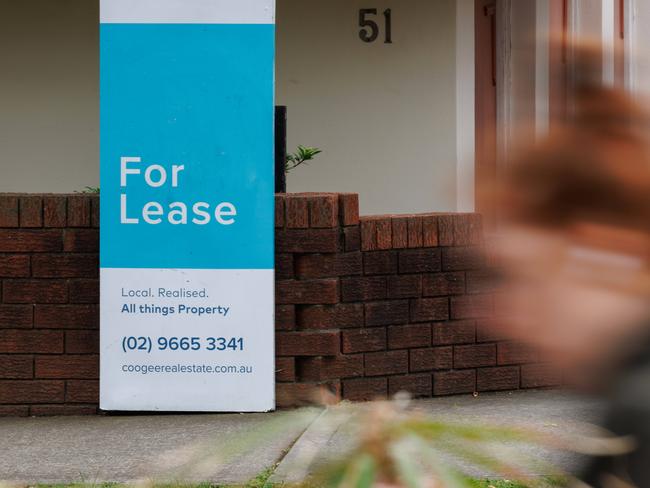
xmin=277 ymin=0 xmax=459 ymax=215
xmin=0 ymin=0 xmax=99 ymax=193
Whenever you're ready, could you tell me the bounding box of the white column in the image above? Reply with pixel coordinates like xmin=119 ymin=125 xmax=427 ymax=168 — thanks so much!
xmin=571 ymin=0 xmax=617 ymax=86
xmin=455 ymin=0 xmax=476 ymax=213
xmin=628 ymin=0 xmax=650 ymax=102
xmin=625 ymin=0 xmax=637 ymax=92
xmin=535 ymin=0 xmax=550 ymax=138
xmin=601 ymin=0 xmax=615 ymax=86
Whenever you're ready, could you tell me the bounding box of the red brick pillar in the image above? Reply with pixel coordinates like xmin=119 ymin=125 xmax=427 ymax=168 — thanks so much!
xmin=274 ymin=193 xmax=360 ymax=406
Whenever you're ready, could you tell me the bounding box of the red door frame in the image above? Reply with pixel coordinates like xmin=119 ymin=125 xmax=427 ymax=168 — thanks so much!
xmin=474 ymin=0 xmax=497 ymax=228
xmin=614 ymin=0 xmax=626 ymax=87
xmin=549 ymin=0 xmax=569 ymax=128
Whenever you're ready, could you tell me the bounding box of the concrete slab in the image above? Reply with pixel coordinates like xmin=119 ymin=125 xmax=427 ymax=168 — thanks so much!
xmin=0 ymin=408 xmax=321 ymax=484
xmin=271 ymin=391 xmax=607 ymax=483
xmin=270 ymin=407 xmax=355 ymax=484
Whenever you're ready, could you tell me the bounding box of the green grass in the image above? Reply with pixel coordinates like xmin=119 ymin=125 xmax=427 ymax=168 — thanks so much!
xmin=34 ymin=466 xmax=275 ymax=488
xmin=468 ymin=478 xmax=566 ymax=488
xmin=35 ymin=473 xmax=566 ymax=488
xmin=468 ymin=482 xmax=530 ymax=488
xmin=244 ymin=466 xmax=275 ymax=488
xmin=35 ymin=485 xmax=119 ymax=488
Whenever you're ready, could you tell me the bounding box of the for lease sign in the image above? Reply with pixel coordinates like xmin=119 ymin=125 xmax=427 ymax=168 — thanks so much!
xmin=99 ymin=0 xmax=276 ymax=412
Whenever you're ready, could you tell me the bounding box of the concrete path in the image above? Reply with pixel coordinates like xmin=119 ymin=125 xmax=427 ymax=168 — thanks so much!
xmin=0 ymin=408 xmax=321 ymax=484
xmin=0 ymin=391 xmax=605 ymax=485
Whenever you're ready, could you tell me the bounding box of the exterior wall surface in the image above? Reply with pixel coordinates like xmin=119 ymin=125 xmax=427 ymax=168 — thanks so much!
xmin=277 ymin=0 xmax=459 ymax=215
xmin=0 ymin=193 xmax=558 ymax=416
xmin=0 ymin=0 xmax=460 ymax=216
xmin=0 ymin=0 xmax=99 ymax=194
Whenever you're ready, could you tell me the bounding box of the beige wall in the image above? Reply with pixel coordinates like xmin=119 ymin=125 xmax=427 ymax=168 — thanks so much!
xmin=0 ymin=0 xmax=458 ymax=215
xmin=0 ymin=0 xmax=99 ymax=193
xmin=277 ymin=0 xmax=458 ymax=215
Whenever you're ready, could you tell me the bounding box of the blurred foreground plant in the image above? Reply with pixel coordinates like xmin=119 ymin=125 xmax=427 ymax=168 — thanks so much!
xmin=303 ymin=396 xmax=635 ymax=488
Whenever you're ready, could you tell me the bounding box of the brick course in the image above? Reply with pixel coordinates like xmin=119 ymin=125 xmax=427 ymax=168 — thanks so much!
xmin=0 ymin=193 xmax=544 ymax=415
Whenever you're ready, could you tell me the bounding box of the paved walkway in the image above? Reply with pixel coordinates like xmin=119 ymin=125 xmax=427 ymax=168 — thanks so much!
xmin=0 ymin=408 xmax=321 ymax=484
xmin=0 ymin=391 xmax=605 ymax=485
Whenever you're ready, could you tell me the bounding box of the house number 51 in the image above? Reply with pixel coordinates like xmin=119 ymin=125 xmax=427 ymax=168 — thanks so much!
xmin=359 ymin=8 xmax=393 ymax=44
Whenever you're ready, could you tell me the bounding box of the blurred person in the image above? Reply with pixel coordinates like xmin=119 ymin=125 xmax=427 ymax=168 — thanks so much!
xmin=492 ymin=42 xmax=650 ymax=487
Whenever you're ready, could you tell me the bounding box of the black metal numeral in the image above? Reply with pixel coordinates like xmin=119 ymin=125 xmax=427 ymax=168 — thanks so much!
xmin=384 ymin=9 xmax=393 ymax=43
xmin=359 ymin=8 xmax=379 ymax=43
xmin=359 ymin=8 xmax=393 ymax=44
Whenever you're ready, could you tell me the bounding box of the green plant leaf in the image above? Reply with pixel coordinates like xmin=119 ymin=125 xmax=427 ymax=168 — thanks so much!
xmin=285 ymin=146 xmax=322 ymax=173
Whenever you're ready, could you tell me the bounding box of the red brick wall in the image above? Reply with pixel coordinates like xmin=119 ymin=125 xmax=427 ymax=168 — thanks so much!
xmin=0 ymin=195 xmax=99 ymax=416
xmin=0 ymin=193 xmax=559 ymax=416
